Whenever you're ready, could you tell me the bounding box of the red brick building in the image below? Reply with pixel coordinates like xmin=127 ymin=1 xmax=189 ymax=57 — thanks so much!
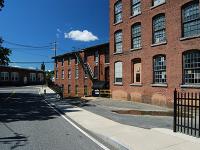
xmin=110 ymin=0 xmax=200 ymax=107
xmin=54 ymin=43 xmax=109 ymax=97
xmin=0 ymin=66 xmax=45 ymax=86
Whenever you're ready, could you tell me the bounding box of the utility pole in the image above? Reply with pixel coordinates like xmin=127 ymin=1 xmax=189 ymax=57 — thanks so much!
xmin=53 ymin=41 xmax=57 ymax=58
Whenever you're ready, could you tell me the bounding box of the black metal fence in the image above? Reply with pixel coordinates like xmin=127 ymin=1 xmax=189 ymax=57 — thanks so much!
xmin=173 ymin=89 xmax=200 ymax=137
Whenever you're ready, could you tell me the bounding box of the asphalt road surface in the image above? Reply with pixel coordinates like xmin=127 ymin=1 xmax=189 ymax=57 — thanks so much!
xmin=0 ymin=86 xmax=106 ymax=150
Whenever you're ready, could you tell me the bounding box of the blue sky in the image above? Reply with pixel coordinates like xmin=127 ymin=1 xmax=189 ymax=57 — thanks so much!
xmin=0 ymin=0 xmax=109 ymax=70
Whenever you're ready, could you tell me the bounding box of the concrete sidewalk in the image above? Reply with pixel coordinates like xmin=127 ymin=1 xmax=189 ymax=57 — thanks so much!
xmin=39 ymin=86 xmax=200 ymax=150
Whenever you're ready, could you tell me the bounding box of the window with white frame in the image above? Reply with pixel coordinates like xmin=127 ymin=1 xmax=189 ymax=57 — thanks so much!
xmin=114 ymin=30 xmax=123 ymax=53
xmin=183 ymin=50 xmax=200 ymax=85
xmin=153 ymin=55 xmax=166 ymax=84
xmin=153 ymin=0 xmax=165 ymax=7
xmin=153 ymin=14 xmax=166 ymax=44
xmin=75 ymin=65 xmax=79 ymax=79
xmin=11 ymin=72 xmax=19 ymax=81
xmin=132 ymin=23 xmax=141 ymax=49
xmin=38 ymin=73 xmax=44 ymax=82
xmin=94 ymin=50 xmax=99 ymax=64
xmin=182 ymin=1 xmax=200 ymax=37
xmin=61 ymin=70 xmax=64 ymax=79
xmin=114 ymin=61 xmax=123 ymax=83
xmin=0 ymin=72 xmax=9 ymax=81
xmin=132 ymin=58 xmax=142 ymax=84
xmin=68 ymin=69 xmax=71 ymax=79
xmin=30 ymin=73 xmax=36 ymax=82
xmin=131 ymin=0 xmax=141 ymax=16
xmin=114 ymin=0 xmax=122 ymax=23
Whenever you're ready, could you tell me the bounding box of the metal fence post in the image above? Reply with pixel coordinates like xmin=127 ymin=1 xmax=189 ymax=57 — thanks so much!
xmin=173 ymin=89 xmax=177 ymax=132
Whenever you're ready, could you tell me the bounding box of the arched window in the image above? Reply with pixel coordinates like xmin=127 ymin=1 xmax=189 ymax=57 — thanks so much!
xmin=182 ymin=1 xmax=200 ymax=37
xmin=153 ymin=55 xmax=166 ymax=84
xmin=131 ymin=0 xmax=141 ymax=16
xmin=153 ymin=14 xmax=166 ymax=44
xmin=114 ymin=0 xmax=122 ymax=23
xmin=114 ymin=30 xmax=123 ymax=53
xmin=183 ymin=50 xmax=200 ymax=85
xmin=114 ymin=61 xmax=123 ymax=83
xmin=132 ymin=58 xmax=141 ymax=84
xmin=131 ymin=23 xmax=141 ymax=49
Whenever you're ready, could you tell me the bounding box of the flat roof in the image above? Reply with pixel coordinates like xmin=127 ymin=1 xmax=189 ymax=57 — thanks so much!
xmin=52 ymin=42 xmax=109 ymax=59
xmin=0 ymin=65 xmax=44 ymax=72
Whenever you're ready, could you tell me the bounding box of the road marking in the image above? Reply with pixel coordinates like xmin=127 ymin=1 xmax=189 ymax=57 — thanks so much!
xmin=43 ymin=99 xmax=110 ymax=150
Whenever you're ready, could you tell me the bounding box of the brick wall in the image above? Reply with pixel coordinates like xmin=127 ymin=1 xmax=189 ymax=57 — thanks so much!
xmin=54 ymin=43 xmax=109 ymax=97
xmin=110 ymin=0 xmax=200 ymax=107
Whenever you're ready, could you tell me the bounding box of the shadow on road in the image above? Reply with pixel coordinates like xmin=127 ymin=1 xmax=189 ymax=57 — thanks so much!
xmin=0 ymin=123 xmax=28 ymax=150
xmin=0 ymin=93 xmax=77 ymax=123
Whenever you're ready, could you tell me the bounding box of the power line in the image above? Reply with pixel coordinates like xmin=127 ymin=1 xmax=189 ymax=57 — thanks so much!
xmin=7 ymin=47 xmax=52 ymax=50
xmin=3 ymin=40 xmax=53 ymax=49
xmin=11 ymin=49 xmax=51 ymax=57
xmin=9 ymin=61 xmax=54 ymax=64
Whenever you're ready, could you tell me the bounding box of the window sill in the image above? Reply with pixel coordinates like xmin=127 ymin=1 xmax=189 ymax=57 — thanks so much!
xmin=151 ymin=41 xmax=167 ymax=47
xmin=180 ymin=84 xmax=200 ymax=89
xmin=113 ymin=21 xmax=123 ymax=26
xmin=129 ymin=12 xmax=141 ymax=19
xmin=105 ymin=63 xmax=110 ymax=65
xmin=150 ymin=1 xmax=166 ymax=10
xmin=151 ymin=84 xmax=168 ymax=87
xmin=113 ymin=52 xmax=123 ymax=55
xmin=130 ymin=47 xmax=142 ymax=51
xmin=114 ymin=82 xmax=123 ymax=86
xmin=130 ymin=83 xmax=142 ymax=87
xmin=180 ymin=35 xmax=200 ymax=41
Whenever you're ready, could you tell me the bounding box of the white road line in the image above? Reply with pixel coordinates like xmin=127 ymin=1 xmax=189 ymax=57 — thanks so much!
xmin=43 ymin=99 xmax=110 ymax=150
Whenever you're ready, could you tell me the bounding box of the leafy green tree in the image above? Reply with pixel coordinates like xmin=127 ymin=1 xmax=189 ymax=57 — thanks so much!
xmin=0 ymin=38 xmax=12 ymax=66
xmin=0 ymin=0 xmax=4 ymax=11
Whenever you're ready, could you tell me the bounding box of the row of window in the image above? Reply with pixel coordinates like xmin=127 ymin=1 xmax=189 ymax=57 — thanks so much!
xmin=114 ymin=1 xmax=200 ymax=53
xmin=114 ymin=50 xmax=200 ymax=85
xmin=0 ymin=72 xmax=44 ymax=82
xmin=55 ymin=50 xmax=110 ymax=68
xmin=115 ymin=0 xmax=166 ymax=24
xmin=66 ymin=84 xmax=89 ymax=96
xmin=56 ymin=65 xmax=99 ymax=80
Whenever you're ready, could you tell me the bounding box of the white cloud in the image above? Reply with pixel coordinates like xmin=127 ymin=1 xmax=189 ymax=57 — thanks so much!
xmin=64 ymin=30 xmax=98 ymax=42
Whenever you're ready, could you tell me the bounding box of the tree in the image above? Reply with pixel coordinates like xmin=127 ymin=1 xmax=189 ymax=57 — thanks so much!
xmin=41 ymin=62 xmax=45 ymax=71
xmin=0 ymin=38 xmax=12 ymax=66
xmin=0 ymin=0 xmax=4 ymax=11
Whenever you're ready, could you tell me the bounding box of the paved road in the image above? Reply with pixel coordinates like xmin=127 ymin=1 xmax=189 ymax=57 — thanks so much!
xmin=0 ymin=87 xmax=105 ymax=150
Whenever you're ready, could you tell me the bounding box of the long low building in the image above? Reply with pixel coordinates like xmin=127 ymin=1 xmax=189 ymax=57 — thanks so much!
xmin=0 ymin=66 xmax=45 ymax=86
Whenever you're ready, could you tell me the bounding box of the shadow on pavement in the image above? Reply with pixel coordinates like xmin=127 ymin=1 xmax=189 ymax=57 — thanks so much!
xmin=0 ymin=123 xmax=28 ymax=150
xmin=0 ymin=93 xmax=78 ymax=123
